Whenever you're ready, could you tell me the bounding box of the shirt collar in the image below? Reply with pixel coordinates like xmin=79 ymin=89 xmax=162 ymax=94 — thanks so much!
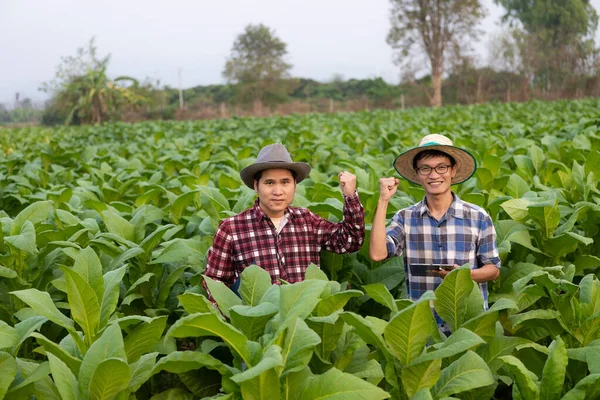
xmin=418 ymin=192 xmax=465 ymax=219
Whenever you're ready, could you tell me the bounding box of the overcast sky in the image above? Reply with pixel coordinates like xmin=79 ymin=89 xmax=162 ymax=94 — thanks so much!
xmin=2 ymin=0 xmax=600 ymax=106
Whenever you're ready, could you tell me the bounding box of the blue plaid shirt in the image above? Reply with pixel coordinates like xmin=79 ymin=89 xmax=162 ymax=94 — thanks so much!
xmin=386 ymin=194 xmax=501 ymax=328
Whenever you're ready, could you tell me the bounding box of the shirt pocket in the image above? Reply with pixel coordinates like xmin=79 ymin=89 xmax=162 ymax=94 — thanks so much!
xmin=455 ymin=226 xmax=478 ymax=256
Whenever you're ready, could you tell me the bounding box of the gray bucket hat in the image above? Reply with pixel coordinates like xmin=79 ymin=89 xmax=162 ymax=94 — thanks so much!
xmin=240 ymin=144 xmax=311 ymax=189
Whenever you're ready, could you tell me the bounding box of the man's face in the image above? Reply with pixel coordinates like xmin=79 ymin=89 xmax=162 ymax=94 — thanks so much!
xmin=254 ymin=168 xmax=296 ymax=218
xmin=415 ymin=155 xmax=457 ymax=196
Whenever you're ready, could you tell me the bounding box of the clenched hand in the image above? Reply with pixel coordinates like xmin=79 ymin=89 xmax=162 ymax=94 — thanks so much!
xmin=338 ymin=171 xmax=357 ymax=196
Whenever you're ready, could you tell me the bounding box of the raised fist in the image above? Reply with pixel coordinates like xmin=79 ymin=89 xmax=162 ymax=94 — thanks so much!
xmin=379 ymin=177 xmax=400 ymax=201
xmin=338 ymin=171 xmax=357 ymax=196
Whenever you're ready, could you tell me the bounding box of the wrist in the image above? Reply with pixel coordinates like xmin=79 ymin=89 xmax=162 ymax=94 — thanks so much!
xmin=377 ymin=197 xmax=390 ymax=206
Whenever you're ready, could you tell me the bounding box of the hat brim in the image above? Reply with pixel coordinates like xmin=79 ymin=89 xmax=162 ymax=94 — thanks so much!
xmin=240 ymin=162 xmax=311 ymax=189
xmin=393 ymin=145 xmax=476 ymax=185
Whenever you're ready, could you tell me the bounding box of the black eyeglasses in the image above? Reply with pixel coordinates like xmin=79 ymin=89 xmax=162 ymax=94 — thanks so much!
xmin=416 ymin=165 xmax=453 ymax=176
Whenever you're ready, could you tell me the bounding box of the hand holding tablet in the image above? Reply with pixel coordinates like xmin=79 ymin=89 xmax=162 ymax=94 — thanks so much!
xmin=409 ymin=263 xmax=455 ymax=277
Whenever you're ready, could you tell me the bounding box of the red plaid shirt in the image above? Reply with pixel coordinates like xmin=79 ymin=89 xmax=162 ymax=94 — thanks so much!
xmin=205 ymin=192 xmax=365 ymax=286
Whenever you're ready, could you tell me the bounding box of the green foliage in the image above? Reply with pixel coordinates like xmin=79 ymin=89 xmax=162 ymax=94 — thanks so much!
xmin=223 ymin=24 xmax=293 ymax=109
xmin=41 ymin=38 xmax=146 ymax=125
xmin=0 ymin=99 xmax=599 ymax=398
xmin=494 ymin=0 xmax=599 ymax=91
xmin=387 ymin=0 xmax=486 ymax=106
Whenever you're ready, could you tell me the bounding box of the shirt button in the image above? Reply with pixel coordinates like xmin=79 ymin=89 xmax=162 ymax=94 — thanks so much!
xmin=439 ymin=244 xmax=443 ymax=248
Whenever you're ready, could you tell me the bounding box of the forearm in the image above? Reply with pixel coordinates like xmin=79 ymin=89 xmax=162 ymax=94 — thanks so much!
xmin=319 ymin=191 xmax=365 ymax=253
xmin=369 ymin=197 xmax=390 ymax=261
xmin=471 ymin=264 xmax=500 ymax=283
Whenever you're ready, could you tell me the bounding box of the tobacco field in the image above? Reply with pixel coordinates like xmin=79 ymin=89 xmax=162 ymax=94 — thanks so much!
xmin=1 ymin=98 xmax=600 ymax=399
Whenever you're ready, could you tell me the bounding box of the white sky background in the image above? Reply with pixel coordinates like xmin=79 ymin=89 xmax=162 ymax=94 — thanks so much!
xmin=1 ymin=0 xmax=600 ymax=105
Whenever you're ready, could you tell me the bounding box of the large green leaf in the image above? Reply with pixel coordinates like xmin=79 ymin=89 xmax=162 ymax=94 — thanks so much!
xmin=169 ymin=190 xmax=199 ymax=224
xmin=540 ymin=336 xmax=568 ymax=400
xmin=560 ymin=373 xmax=600 ymax=400
xmin=340 ymin=312 xmax=389 ymax=355
xmin=129 ymin=352 xmax=159 ymax=392
xmin=299 ymin=367 xmax=390 ymax=399
xmin=78 ymin=323 xmax=127 ymax=397
xmin=508 ymin=309 xmax=562 ymax=329
xmin=501 ymin=198 xmax=532 ymax=222
xmin=88 ymin=357 xmax=131 ymax=400
xmin=203 ymin=275 xmax=243 ymax=318
xmin=10 ymin=200 xmax=54 ymax=235
xmin=47 ymin=353 xmax=78 ymax=400
xmin=32 ymin=332 xmax=82 ymax=375
xmin=10 ymin=316 xmax=48 ymax=356
xmin=278 ymin=318 xmax=321 ymax=377
xmin=363 ymin=283 xmax=398 ymax=312
xmin=477 ymin=335 xmax=532 ymax=374
xmin=100 ymin=266 xmax=127 ymax=327
xmin=506 ymin=174 xmax=530 ymax=198
xmin=62 ymin=266 xmax=101 ymax=345
xmin=139 ymin=224 xmax=174 ymax=257
xmin=409 ymin=388 xmax=434 ymax=400
xmin=5 ymin=359 xmax=52 ymax=395
xmin=66 ymin=246 xmax=104 ymax=302
xmin=11 ymin=289 xmax=74 ymax=330
xmin=462 ymin=298 xmax=518 ymax=339
xmin=307 ymin=315 xmax=346 ymax=363
xmin=499 ymin=355 xmax=540 ymax=400
xmin=0 ymin=320 xmax=18 ymax=350
xmin=239 ymin=265 xmax=272 ymax=306
xmin=401 ymin=359 xmax=441 ymax=398
xmin=149 ymin=388 xmax=194 ymax=399
xmin=156 ymin=265 xmax=187 ymax=308
xmin=0 ymin=351 xmax=17 ymax=399
xmin=384 ymin=295 xmax=434 ymax=366
xmin=410 ymin=328 xmax=485 ymax=365
xmin=431 ymin=351 xmax=494 ymax=398
xmin=167 ymin=312 xmax=251 ymax=364
xmin=277 ymin=279 xmax=327 ymax=333
xmin=150 ymin=237 xmax=205 ymax=265
xmin=230 ymin=303 xmax=279 ymax=341
xmin=178 ymin=292 xmax=216 ymax=315
xmin=5 ymin=220 xmax=37 ymax=254
xmin=124 ymin=316 xmax=167 ymax=362
xmin=315 ymin=290 xmax=363 ymax=316
xmin=282 ymin=367 xmax=312 ymax=400
xmin=151 ymin=351 xmax=235 ymax=376
xmin=528 ymin=199 xmax=560 ymax=238
xmin=102 ymin=209 xmax=135 ymax=241
xmin=235 ymin=345 xmax=282 ymax=400
xmin=434 ymin=268 xmax=474 ymax=332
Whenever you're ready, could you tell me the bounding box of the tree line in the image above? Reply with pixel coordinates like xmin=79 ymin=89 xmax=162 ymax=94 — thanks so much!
xmin=2 ymin=0 xmax=599 ymax=125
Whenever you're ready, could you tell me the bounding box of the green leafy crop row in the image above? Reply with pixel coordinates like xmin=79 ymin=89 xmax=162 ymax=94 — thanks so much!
xmin=0 ymin=98 xmax=599 ymax=399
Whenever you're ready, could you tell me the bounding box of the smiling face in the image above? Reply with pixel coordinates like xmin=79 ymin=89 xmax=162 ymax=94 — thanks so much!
xmin=415 ymin=154 xmax=457 ymax=197
xmin=254 ymin=168 xmax=297 ymax=218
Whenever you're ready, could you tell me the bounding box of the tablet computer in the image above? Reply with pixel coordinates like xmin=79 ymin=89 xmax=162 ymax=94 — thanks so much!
xmin=409 ymin=263 xmax=454 ymax=277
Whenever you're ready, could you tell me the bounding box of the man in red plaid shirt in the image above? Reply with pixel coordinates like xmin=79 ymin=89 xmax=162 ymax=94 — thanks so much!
xmin=204 ymin=143 xmax=365 ymax=288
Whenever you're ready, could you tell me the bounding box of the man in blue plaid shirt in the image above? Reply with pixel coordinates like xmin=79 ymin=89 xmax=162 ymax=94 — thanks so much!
xmin=370 ymin=134 xmax=501 ymax=333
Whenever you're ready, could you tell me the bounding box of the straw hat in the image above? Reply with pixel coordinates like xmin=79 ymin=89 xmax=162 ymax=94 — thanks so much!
xmin=393 ymin=134 xmax=476 ymax=184
xmin=240 ymin=143 xmax=311 ymax=189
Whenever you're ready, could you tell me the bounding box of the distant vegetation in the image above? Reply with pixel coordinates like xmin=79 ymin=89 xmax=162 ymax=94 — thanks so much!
xmin=1 ymin=0 xmax=599 ymax=126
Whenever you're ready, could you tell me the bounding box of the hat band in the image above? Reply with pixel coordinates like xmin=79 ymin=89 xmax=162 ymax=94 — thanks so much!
xmin=421 ymin=141 xmax=447 ymax=147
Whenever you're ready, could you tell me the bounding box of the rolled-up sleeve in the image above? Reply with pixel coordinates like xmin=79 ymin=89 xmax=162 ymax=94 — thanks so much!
xmin=385 ymin=212 xmax=405 ymax=259
xmin=315 ymin=191 xmax=365 ymax=253
xmin=204 ymin=220 xmax=237 ymax=287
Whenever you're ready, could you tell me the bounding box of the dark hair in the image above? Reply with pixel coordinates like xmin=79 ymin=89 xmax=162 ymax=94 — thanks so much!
xmin=254 ymin=169 xmax=298 ymax=183
xmin=413 ymin=150 xmax=456 ymax=170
